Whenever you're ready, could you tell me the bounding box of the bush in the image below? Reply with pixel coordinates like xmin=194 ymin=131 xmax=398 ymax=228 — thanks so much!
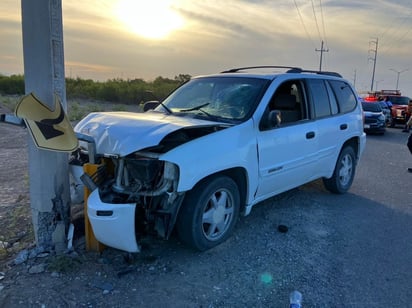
xmin=0 ymin=74 xmax=191 ymax=104
xmin=0 ymin=74 xmax=25 ymax=95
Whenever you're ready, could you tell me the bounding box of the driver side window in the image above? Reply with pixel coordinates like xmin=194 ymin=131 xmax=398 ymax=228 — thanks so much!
xmin=260 ymin=80 xmax=306 ymax=130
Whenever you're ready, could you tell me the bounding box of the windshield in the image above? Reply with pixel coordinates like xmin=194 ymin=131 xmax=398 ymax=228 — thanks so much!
xmin=157 ymin=76 xmax=270 ymax=122
xmin=389 ymin=96 xmax=409 ymax=105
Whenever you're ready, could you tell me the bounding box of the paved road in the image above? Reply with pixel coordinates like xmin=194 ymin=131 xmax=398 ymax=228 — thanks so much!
xmin=291 ymin=127 xmax=412 ymax=306
xmin=337 ymin=128 xmax=412 ymax=306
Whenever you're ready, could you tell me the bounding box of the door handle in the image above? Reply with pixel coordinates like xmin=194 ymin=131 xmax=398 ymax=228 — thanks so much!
xmin=340 ymin=124 xmax=348 ymax=130
xmin=306 ymin=131 xmax=315 ymax=139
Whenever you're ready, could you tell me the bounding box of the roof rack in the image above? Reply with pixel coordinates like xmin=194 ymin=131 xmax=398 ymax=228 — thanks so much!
xmin=220 ymin=66 xmax=342 ymax=77
xmin=221 ymin=66 xmax=301 ymax=73
xmin=300 ymin=69 xmax=342 ymax=77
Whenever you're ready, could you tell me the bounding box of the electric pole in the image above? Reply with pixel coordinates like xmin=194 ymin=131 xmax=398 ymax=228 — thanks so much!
xmin=21 ymin=0 xmax=70 ymax=252
xmin=369 ymin=38 xmax=378 ymax=92
xmin=316 ymin=40 xmax=329 ymax=71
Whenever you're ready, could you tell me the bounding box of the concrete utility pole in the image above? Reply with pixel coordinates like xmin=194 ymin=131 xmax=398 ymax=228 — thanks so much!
xmin=315 ymin=40 xmax=329 ymax=71
xmin=21 ymin=0 xmax=70 ymax=252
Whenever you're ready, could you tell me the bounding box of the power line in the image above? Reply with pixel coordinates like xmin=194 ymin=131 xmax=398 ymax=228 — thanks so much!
xmin=294 ymin=0 xmax=330 ymax=69
xmin=293 ymin=0 xmax=316 ymax=48
xmin=319 ymin=0 xmax=328 ymax=47
xmin=377 ymin=7 xmax=412 ymax=55
xmin=310 ymin=0 xmax=322 ymax=42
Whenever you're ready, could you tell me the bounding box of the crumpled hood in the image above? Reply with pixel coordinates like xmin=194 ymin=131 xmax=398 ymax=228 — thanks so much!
xmin=74 ymin=111 xmax=222 ymax=156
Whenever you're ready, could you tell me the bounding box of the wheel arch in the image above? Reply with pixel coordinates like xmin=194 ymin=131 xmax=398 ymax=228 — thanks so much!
xmin=182 ymin=167 xmax=248 ymax=213
xmin=342 ymin=136 xmax=360 ymax=163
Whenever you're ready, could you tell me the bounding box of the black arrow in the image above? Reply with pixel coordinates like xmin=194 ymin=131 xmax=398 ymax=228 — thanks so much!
xmin=34 ymin=104 xmax=65 ymax=140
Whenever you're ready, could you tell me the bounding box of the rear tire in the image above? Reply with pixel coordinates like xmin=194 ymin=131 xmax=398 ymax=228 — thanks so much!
xmin=176 ymin=176 xmax=240 ymax=251
xmin=323 ymin=146 xmax=356 ymax=194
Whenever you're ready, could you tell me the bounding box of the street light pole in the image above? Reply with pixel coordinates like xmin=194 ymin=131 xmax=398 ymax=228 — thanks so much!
xmin=375 ymin=79 xmax=384 ymax=91
xmin=389 ymin=68 xmax=409 ymax=91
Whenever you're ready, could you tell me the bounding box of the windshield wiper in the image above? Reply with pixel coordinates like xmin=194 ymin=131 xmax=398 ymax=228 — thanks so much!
xmin=179 ymin=103 xmax=210 ymax=112
xmin=179 ymin=103 xmax=215 ymax=118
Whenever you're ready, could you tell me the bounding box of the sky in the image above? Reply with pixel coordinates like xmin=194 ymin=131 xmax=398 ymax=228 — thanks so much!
xmin=1 ymin=0 xmax=412 ymax=96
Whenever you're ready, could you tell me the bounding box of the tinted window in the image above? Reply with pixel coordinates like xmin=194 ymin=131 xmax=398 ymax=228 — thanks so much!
xmin=307 ymin=79 xmax=331 ymax=118
xmin=362 ymin=102 xmax=382 ymax=112
xmin=388 ymin=96 xmax=409 ymax=105
xmin=329 ymin=80 xmax=357 ymax=113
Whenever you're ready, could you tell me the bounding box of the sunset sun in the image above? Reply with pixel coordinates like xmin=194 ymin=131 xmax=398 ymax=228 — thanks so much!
xmin=114 ymin=0 xmax=183 ymax=39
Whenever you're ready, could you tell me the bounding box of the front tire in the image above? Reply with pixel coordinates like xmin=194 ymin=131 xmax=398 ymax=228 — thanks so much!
xmin=323 ymin=146 xmax=356 ymax=194
xmin=176 ymin=176 xmax=240 ymax=251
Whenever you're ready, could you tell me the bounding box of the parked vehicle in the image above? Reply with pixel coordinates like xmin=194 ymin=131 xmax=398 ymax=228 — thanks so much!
xmin=71 ymin=66 xmax=366 ymax=253
xmin=361 ymin=101 xmax=386 ymax=134
xmin=386 ymin=95 xmax=411 ymax=127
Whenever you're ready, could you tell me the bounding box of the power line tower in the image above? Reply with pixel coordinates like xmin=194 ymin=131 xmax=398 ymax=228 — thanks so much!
xmin=369 ymin=38 xmax=379 ymax=92
xmin=316 ymin=40 xmax=329 ymax=71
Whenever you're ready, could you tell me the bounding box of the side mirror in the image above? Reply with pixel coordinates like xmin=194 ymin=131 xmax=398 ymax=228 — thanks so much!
xmin=143 ymin=100 xmax=160 ymax=112
xmin=268 ymin=110 xmax=281 ymax=128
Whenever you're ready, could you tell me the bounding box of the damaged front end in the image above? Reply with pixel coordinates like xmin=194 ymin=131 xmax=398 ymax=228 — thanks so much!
xmin=71 ymin=143 xmax=182 ymax=253
xmin=71 ymin=111 xmax=229 ymax=252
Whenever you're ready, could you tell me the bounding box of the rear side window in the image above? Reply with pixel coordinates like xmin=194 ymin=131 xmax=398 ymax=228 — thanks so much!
xmin=328 ymin=80 xmax=357 ymax=113
xmin=307 ymin=79 xmax=331 ymax=118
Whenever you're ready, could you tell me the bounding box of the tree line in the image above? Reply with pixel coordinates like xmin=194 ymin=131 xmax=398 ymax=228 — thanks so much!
xmin=0 ymin=73 xmax=191 ymax=104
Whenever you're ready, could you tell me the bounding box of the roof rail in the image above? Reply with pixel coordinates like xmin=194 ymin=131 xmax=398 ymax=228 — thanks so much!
xmin=300 ymin=69 xmax=342 ymax=77
xmin=220 ymin=66 xmax=302 ymax=73
xmin=220 ymin=66 xmax=342 ymax=77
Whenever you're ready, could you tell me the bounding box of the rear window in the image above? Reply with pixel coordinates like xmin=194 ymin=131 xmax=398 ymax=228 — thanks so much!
xmin=388 ymin=96 xmax=409 ymax=105
xmin=362 ymin=102 xmax=382 ymax=112
xmin=329 ymin=80 xmax=358 ymax=113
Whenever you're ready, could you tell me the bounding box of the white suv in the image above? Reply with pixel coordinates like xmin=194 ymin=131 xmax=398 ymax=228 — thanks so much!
xmin=72 ymin=66 xmax=366 ymax=252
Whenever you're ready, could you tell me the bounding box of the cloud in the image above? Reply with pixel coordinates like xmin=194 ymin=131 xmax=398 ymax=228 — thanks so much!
xmin=1 ymin=0 xmax=412 ymax=94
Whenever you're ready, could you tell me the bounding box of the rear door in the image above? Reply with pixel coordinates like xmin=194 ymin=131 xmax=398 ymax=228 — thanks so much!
xmin=306 ymin=78 xmax=359 ymax=177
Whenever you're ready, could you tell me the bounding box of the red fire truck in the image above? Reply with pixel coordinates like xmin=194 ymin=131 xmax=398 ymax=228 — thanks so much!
xmin=366 ymin=90 xmax=411 ymax=127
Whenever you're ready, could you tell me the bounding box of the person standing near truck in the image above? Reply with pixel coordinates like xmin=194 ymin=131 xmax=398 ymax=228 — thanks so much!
xmin=408 ymin=131 xmax=412 ymax=172
xmin=383 ymin=96 xmax=393 ymax=109
xmin=402 ymin=100 xmax=412 ymax=132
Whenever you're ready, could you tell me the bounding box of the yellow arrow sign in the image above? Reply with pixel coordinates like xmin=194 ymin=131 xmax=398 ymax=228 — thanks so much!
xmin=15 ymin=93 xmax=78 ymax=152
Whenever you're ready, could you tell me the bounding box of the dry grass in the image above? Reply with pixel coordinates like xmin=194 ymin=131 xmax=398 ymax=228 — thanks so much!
xmin=0 ymin=94 xmax=142 ymax=122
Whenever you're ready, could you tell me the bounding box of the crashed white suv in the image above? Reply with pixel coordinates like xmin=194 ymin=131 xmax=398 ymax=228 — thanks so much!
xmin=72 ymin=66 xmax=366 ymax=253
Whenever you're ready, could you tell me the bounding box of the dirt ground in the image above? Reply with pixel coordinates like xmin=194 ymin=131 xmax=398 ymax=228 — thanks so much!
xmin=0 ymin=104 xmax=33 ymax=263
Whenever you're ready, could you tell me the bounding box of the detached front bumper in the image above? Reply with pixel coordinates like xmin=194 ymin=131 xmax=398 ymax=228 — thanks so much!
xmin=87 ymin=189 xmax=140 ymax=253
